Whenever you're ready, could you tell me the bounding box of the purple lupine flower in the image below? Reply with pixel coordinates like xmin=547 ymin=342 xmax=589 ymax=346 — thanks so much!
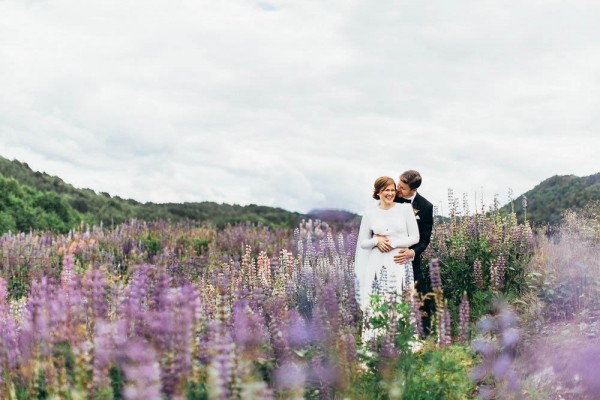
xmin=61 ymin=252 xmax=75 ymax=288
xmin=233 ymin=298 xmax=268 ymax=351
xmin=339 ymin=330 xmax=359 ymax=372
xmin=411 ymin=289 xmax=424 ymax=339
xmin=93 ymin=320 xmax=117 ymax=388
xmin=286 ymin=309 xmax=310 ymax=348
xmin=264 ymin=296 xmax=292 ymax=360
xmin=429 ymin=259 xmax=442 ymax=290
xmin=0 ymin=315 xmax=19 ymax=372
xmin=309 ymin=357 xmax=340 ymax=398
xmin=491 ymin=255 xmax=506 ymax=290
xmin=473 ymin=259 xmax=484 ymax=289
xmin=0 ymin=277 xmax=8 ymax=317
xmin=490 ymin=261 xmax=498 ymax=291
xmin=471 ymin=300 xmax=522 ymax=399
xmin=59 ymin=272 xmax=85 ymax=344
xmin=525 ymin=225 xmax=535 ymax=249
xmin=20 ymin=277 xmax=52 ymax=358
xmin=439 ymin=303 xmax=452 ymax=347
xmin=270 ymin=254 xmax=280 ymax=276
xmin=0 ymin=278 xmax=19 ymax=372
xmin=82 ymin=267 xmax=109 ymax=321
xmin=275 ymin=361 xmax=306 ymax=393
xmin=380 ymin=305 xmax=399 ymax=359
xmin=207 ymin=324 xmax=236 ymax=400
xmin=326 ymin=231 xmax=337 ymax=256
xmin=119 ymin=263 xmax=152 ymax=335
xmin=161 ymin=287 xmax=195 ymax=398
xmin=458 ymin=291 xmax=470 ymax=342
xmin=467 ymin=218 xmax=477 ymax=237
xmin=122 ymin=238 xmax=134 ymax=256
xmin=152 ymin=269 xmax=171 ymax=311
xmin=475 ymin=315 xmax=496 ymax=335
xmin=513 ymin=225 xmax=523 ymax=245
xmin=496 ymin=255 xmax=506 ymax=289
xmin=337 ymin=233 xmax=346 ymax=257
xmin=321 ymin=282 xmax=340 ymax=332
xmin=118 ymin=338 xmax=162 ymax=400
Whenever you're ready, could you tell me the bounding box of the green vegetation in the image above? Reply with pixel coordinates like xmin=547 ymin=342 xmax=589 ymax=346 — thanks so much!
xmin=503 ymin=173 xmax=600 ymax=226
xmin=351 ymin=296 xmax=477 ymax=399
xmin=425 ymin=194 xmax=534 ymax=326
xmin=0 ymin=155 xmax=305 ymax=233
xmin=0 ymin=175 xmax=81 ymax=233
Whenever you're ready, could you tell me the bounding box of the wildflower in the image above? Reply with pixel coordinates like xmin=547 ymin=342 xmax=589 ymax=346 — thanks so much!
xmin=470 ymin=300 xmax=522 ymax=399
xmin=473 ymin=259 xmax=484 ymax=289
xmin=490 ymin=255 xmax=507 ymax=290
xmin=118 ymin=339 xmax=162 ymax=400
xmin=459 ymin=292 xmax=470 ymax=342
xmin=429 ymin=259 xmax=442 ymax=290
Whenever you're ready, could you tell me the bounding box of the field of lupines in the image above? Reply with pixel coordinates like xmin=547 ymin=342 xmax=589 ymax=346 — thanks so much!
xmin=0 ymin=196 xmax=538 ymax=399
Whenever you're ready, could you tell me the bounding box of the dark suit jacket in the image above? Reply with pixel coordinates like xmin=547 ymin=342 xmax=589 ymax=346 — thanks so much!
xmin=395 ymin=192 xmax=433 ymax=270
xmin=409 ymin=193 xmax=433 ymax=261
xmin=396 ymin=192 xmax=435 ymax=329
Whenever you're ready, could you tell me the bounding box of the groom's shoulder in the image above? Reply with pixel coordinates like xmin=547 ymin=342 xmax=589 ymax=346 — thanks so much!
xmin=416 ymin=193 xmax=433 ymax=208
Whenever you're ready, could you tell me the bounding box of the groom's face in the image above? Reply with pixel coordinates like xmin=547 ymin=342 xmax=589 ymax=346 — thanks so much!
xmin=397 ymin=179 xmax=416 ymax=198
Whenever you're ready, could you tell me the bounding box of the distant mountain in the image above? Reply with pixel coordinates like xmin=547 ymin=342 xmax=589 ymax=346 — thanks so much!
xmin=307 ymin=208 xmax=360 ymax=229
xmin=502 ymin=173 xmax=600 ymax=226
xmin=0 ymin=155 xmax=306 ymax=233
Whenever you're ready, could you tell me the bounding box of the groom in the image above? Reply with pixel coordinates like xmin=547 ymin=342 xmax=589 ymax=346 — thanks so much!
xmin=393 ymin=170 xmax=434 ymax=334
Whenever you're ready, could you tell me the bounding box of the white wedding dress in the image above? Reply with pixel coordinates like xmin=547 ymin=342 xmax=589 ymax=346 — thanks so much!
xmin=354 ymin=203 xmax=420 ymax=312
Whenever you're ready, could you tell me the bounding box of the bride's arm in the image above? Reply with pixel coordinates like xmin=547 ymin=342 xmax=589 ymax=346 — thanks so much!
xmin=357 ymin=212 xmax=378 ymax=249
xmin=389 ymin=205 xmax=420 ymax=248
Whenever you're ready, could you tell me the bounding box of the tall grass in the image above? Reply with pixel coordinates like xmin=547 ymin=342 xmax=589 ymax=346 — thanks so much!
xmin=528 ymin=205 xmax=600 ymax=320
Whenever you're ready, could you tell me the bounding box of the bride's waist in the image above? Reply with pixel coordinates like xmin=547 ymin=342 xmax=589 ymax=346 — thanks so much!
xmin=374 ymin=234 xmax=406 ymax=243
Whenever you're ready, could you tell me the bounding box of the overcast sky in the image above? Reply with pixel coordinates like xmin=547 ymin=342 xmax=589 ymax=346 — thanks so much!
xmin=1 ymin=0 xmax=598 ymax=215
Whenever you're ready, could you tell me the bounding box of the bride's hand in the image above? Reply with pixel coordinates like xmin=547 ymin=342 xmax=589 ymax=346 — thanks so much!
xmin=394 ymin=248 xmax=414 ymax=264
xmin=375 ymin=235 xmax=392 ymax=252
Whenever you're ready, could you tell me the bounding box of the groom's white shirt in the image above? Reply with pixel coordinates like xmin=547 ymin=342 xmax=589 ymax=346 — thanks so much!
xmin=403 ymin=193 xmax=417 ymax=203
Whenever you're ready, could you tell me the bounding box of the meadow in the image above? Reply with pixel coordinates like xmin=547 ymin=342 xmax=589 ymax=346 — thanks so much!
xmin=0 ymin=195 xmax=597 ymax=399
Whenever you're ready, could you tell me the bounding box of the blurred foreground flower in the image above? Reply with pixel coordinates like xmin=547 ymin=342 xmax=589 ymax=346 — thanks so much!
xmin=470 ymin=300 xmax=521 ymax=399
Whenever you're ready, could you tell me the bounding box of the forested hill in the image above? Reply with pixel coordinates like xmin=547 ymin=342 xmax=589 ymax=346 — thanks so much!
xmin=502 ymin=173 xmax=600 ymax=226
xmin=0 ymin=156 xmax=305 ymax=233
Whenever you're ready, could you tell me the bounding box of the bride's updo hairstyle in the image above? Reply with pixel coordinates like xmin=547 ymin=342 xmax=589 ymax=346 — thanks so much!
xmin=372 ymin=176 xmax=396 ymax=200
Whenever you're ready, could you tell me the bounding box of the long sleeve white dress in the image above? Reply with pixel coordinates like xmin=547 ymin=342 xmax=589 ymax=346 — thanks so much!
xmin=354 ymin=203 xmax=420 ymax=312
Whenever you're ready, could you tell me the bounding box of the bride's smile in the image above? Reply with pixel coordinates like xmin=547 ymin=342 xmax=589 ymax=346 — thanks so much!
xmin=379 ymin=183 xmax=396 ymax=209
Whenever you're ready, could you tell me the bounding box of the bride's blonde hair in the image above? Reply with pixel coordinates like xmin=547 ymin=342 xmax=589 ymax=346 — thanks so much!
xmin=372 ymin=176 xmax=396 ymax=200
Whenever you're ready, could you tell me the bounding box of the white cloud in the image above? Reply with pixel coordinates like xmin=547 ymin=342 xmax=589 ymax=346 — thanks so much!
xmin=0 ymin=0 xmax=599 ymax=215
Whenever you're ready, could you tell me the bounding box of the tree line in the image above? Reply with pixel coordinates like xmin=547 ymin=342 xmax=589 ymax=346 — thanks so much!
xmin=0 ymin=156 xmax=304 ymax=233
xmin=501 ymin=172 xmax=600 ymax=226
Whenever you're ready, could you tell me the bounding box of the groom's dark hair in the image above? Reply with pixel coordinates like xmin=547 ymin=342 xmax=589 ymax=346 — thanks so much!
xmin=400 ymin=170 xmax=422 ymax=190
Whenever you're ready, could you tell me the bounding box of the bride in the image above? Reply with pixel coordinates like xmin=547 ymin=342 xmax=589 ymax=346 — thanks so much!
xmin=355 ymin=176 xmax=420 ymax=313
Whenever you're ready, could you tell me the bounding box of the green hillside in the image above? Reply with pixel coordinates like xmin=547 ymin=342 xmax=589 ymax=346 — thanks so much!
xmin=0 ymin=156 xmax=305 ymax=233
xmin=503 ymin=173 xmax=600 ymax=226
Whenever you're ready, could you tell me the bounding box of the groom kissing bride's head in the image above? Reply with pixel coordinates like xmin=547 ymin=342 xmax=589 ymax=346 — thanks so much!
xmin=395 ymin=170 xmax=422 ymax=203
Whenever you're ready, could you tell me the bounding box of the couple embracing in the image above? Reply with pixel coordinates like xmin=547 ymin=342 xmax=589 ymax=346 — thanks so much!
xmin=355 ymin=170 xmax=434 ymax=333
